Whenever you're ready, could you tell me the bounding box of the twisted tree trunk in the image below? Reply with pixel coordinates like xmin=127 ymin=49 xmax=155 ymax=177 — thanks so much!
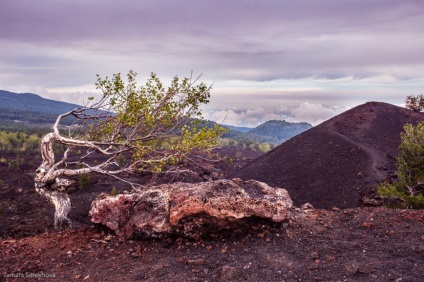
xmin=34 ymin=111 xmax=94 ymax=229
xmin=34 ymin=109 xmax=137 ymax=228
xmin=35 ymin=132 xmax=75 ymax=229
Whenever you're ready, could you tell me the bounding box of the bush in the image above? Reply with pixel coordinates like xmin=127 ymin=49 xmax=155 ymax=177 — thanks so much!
xmin=377 ymin=122 xmax=424 ymax=208
xmin=79 ymin=174 xmax=91 ymax=190
xmin=8 ymin=157 xmax=21 ymax=170
xmin=378 ymin=181 xmax=424 ymax=209
xmin=111 ymin=187 xmax=118 ymax=196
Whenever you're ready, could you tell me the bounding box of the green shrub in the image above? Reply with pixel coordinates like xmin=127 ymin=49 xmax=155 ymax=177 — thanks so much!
xmin=8 ymin=158 xmax=21 ymax=170
xmin=117 ymin=154 xmax=126 ymax=167
xmin=225 ymin=155 xmax=234 ymax=165
xmin=378 ymin=181 xmax=424 ymax=209
xmin=377 ymin=122 xmax=424 ymax=209
xmin=111 ymin=187 xmax=118 ymax=196
xmin=78 ymin=174 xmax=91 ymax=190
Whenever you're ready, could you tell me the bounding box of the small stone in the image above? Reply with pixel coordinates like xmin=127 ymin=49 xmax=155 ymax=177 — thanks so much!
xmin=135 ymin=245 xmax=142 ymax=256
xmin=66 ymin=250 xmax=72 ymax=255
xmin=257 ymin=233 xmax=265 ymax=238
xmin=362 ymin=222 xmax=373 ymax=228
xmin=84 ymin=275 xmax=90 ymax=280
xmin=176 ymin=256 xmax=186 ymax=263
xmin=324 ymin=255 xmax=335 ymax=262
xmin=311 ymin=252 xmax=319 ymax=259
xmin=345 ymin=262 xmax=359 ymax=275
xmin=75 ymin=275 xmax=81 ymax=279
xmin=220 ymin=266 xmax=240 ymax=280
xmin=92 ymin=233 xmax=101 ymax=239
xmin=243 ymin=262 xmax=252 ymax=269
xmin=187 ymin=259 xmax=206 ymax=265
xmin=206 ymin=245 xmax=213 ymax=251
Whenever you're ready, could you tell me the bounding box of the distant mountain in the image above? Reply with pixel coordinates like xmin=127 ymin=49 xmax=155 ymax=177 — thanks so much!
xmin=223 ymin=124 xmax=253 ymax=133
xmin=0 ymin=90 xmax=311 ymax=144
xmin=0 ymin=90 xmax=80 ymax=125
xmin=249 ymin=120 xmax=312 ymax=143
xmin=221 ymin=120 xmax=312 ymax=144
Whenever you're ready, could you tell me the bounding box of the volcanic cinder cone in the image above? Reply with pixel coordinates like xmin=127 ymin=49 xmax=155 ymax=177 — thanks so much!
xmin=230 ymin=102 xmax=424 ymax=209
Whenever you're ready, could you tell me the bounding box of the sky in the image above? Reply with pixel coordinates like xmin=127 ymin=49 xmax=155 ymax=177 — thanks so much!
xmin=1 ymin=0 xmax=424 ymax=127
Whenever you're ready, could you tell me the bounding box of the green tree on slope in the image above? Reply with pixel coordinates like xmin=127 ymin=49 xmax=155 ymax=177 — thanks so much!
xmin=378 ymin=122 xmax=424 ymax=208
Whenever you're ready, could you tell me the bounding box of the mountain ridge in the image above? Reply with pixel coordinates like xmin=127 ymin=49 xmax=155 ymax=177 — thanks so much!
xmin=0 ymin=90 xmax=311 ymax=143
xmin=0 ymin=90 xmax=81 ymax=125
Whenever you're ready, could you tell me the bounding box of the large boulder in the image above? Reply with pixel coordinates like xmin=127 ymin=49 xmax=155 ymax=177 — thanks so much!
xmin=89 ymin=179 xmax=292 ymax=238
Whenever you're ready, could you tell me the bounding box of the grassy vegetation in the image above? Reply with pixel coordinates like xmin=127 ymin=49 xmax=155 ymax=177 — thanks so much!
xmin=0 ymin=131 xmax=41 ymax=154
xmin=0 ymin=128 xmax=69 ymax=171
xmin=218 ymin=138 xmax=275 ymax=153
xmin=78 ymin=174 xmax=91 ymax=190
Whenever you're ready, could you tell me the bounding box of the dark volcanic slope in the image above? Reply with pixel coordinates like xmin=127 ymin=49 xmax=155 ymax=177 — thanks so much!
xmin=230 ymin=102 xmax=424 ymax=209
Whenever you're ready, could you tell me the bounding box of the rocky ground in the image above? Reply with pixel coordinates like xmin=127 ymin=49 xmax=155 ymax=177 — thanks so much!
xmin=1 ymin=207 xmax=424 ymax=281
xmin=1 ymin=146 xmax=424 ymax=281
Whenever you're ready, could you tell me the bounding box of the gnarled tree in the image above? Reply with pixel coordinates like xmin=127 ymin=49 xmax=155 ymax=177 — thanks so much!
xmin=405 ymin=94 xmax=424 ymax=112
xmin=34 ymin=70 xmax=225 ymax=228
xmin=377 ymin=122 xmax=424 ymax=208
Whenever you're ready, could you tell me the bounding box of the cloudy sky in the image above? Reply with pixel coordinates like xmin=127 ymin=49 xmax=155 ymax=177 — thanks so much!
xmin=1 ymin=0 xmax=423 ymax=126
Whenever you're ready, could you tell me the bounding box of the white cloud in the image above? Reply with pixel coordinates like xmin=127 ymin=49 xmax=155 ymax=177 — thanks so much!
xmin=287 ymin=102 xmax=351 ymax=125
xmin=204 ymin=108 xmax=286 ymax=128
xmin=203 ymin=102 xmax=351 ymax=127
xmin=0 ymin=0 xmax=422 ymax=127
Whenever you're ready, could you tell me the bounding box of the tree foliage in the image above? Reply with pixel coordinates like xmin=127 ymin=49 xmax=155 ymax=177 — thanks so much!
xmin=405 ymin=94 xmax=424 ymax=112
xmin=378 ymin=122 xmax=424 ymax=208
xmin=34 ymin=71 xmax=226 ymax=227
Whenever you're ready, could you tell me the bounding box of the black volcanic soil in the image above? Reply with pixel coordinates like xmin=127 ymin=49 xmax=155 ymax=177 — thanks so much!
xmin=1 ymin=207 xmax=424 ymax=281
xmin=1 ymin=106 xmax=424 ymax=281
xmin=230 ymin=102 xmax=424 ymax=209
xmin=1 ymin=154 xmax=424 ymax=282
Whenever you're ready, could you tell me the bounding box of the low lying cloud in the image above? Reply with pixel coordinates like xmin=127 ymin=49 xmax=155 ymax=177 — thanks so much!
xmin=204 ymin=102 xmax=351 ymax=127
xmin=287 ymin=102 xmax=351 ymax=126
xmin=204 ymin=108 xmax=285 ymax=128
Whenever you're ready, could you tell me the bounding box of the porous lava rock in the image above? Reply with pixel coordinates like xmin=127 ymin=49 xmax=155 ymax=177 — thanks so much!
xmin=89 ymin=179 xmax=292 ymax=238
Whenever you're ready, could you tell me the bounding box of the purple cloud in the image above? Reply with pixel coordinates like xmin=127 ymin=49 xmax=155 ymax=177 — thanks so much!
xmin=1 ymin=0 xmax=423 ymax=125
